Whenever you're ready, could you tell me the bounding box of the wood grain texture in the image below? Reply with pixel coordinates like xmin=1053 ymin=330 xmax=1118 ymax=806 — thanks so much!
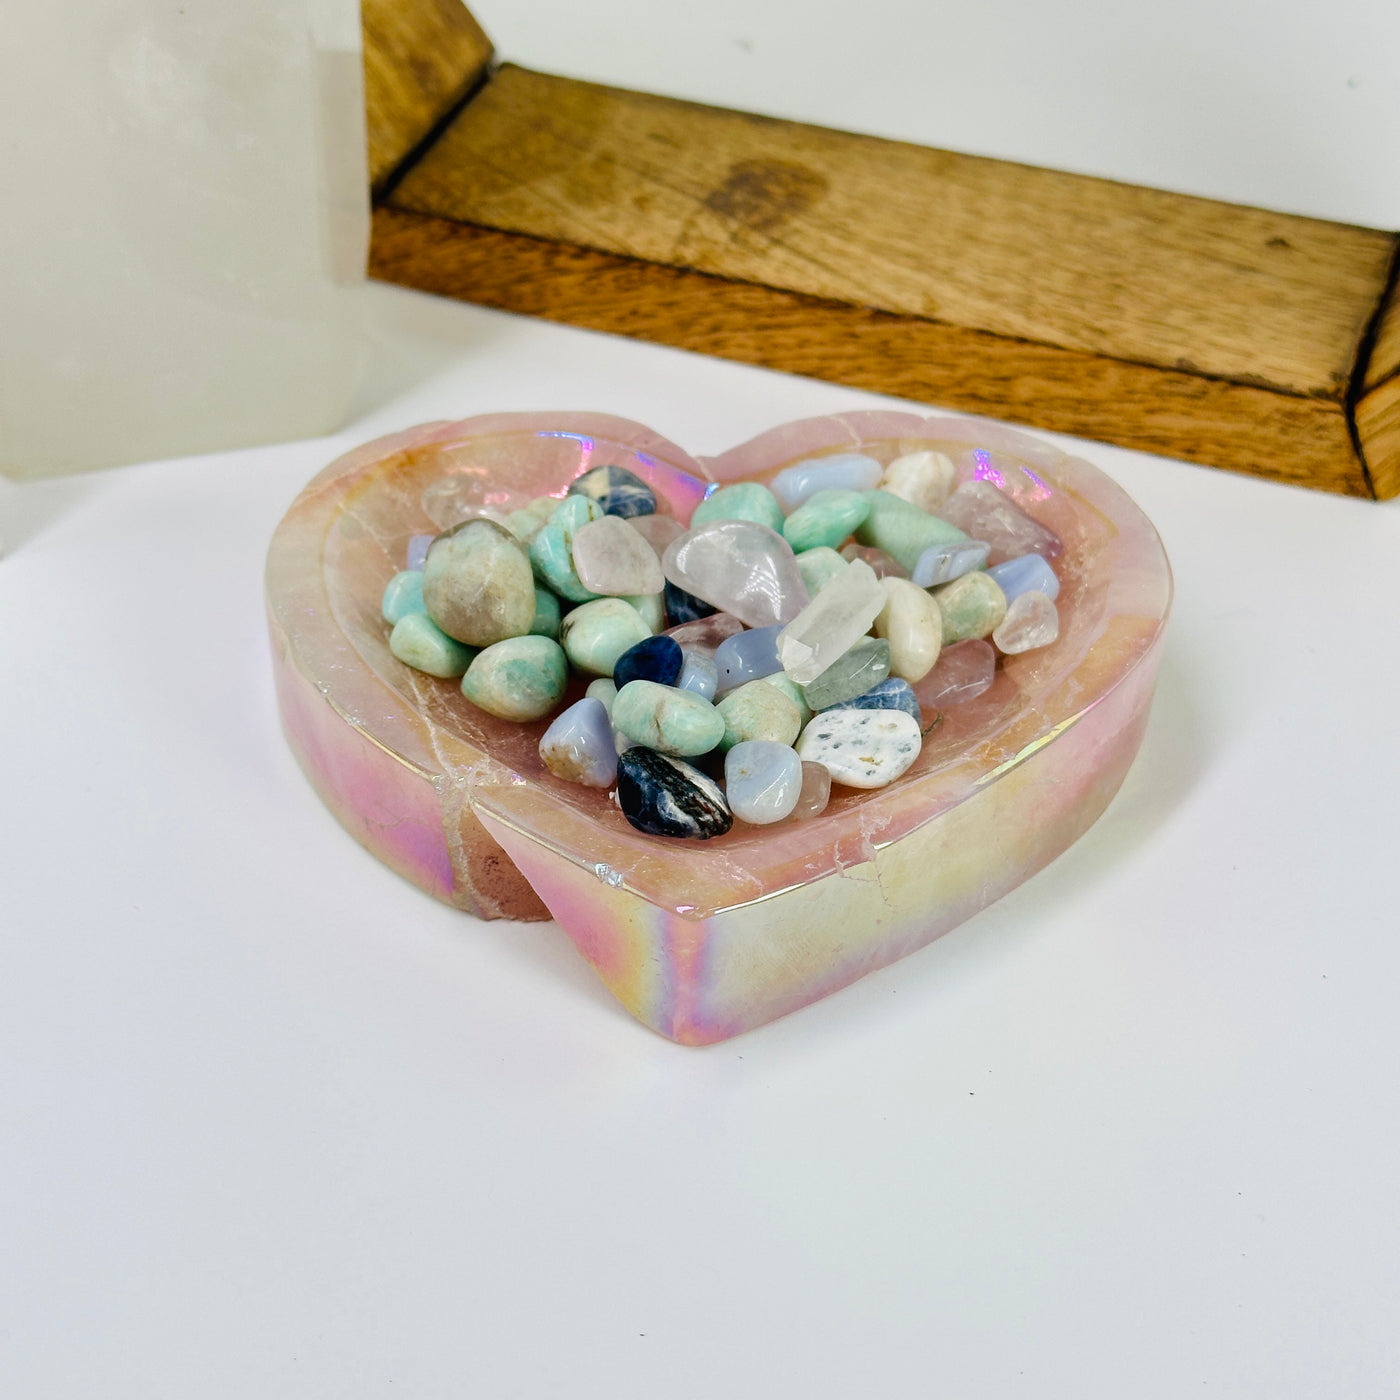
xmin=371 ymin=207 xmax=1368 ymax=496
xmin=376 ymin=62 xmax=1400 ymax=497
xmin=1356 ymin=376 xmax=1400 ymax=500
xmin=361 ymin=0 xmax=492 ymax=190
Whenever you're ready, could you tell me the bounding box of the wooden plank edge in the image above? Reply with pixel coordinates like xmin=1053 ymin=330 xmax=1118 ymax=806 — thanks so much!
xmin=1354 ymin=376 xmax=1400 ymax=500
xmin=369 ymin=205 xmax=1371 ymax=498
xmin=362 ymin=0 xmax=494 ymax=194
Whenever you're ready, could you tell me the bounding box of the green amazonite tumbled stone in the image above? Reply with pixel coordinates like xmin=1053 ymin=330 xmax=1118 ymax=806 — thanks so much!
xmin=528 ymin=495 xmax=606 ymax=604
xmin=389 ymin=612 xmax=476 ymax=679
xmin=782 ymin=490 xmax=871 ymax=553
xmin=422 ymin=519 xmax=537 ymax=647
xmin=381 ymin=570 xmax=426 ymax=625
xmin=690 ymin=482 xmax=786 ymax=534
xmin=934 ymin=571 xmax=1008 ymax=644
xmin=755 ymin=671 xmax=812 ymax=728
xmin=504 ymin=496 xmax=558 ymax=544
xmin=624 ymin=591 xmax=665 ymax=633
xmin=794 ymin=546 xmax=848 ymax=598
xmin=612 ymin=681 xmax=725 ymax=757
xmin=855 ymin=490 xmax=969 ymax=573
xmin=716 ymin=679 xmax=801 ymax=753
xmin=460 ymin=636 xmax=568 ymax=722
xmin=530 ymin=587 xmax=562 ymax=640
xmin=559 ymin=597 xmax=653 ymax=677
xmin=802 ymin=637 xmax=892 ymax=710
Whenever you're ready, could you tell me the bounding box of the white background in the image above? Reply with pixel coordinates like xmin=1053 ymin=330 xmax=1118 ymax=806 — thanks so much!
xmin=4 ymin=3 xmax=1400 ymax=1396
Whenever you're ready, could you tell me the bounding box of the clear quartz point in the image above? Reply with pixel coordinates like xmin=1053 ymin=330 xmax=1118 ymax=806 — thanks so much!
xmin=777 ymin=559 xmax=886 ymax=685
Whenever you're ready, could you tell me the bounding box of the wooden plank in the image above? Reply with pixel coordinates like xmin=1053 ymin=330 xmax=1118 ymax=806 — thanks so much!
xmin=361 ymin=0 xmax=492 ymax=191
xmin=1356 ymin=375 xmax=1400 ymax=500
xmin=370 ymin=207 xmax=1369 ymax=497
xmin=373 ymin=61 xmax=1400 ymax=497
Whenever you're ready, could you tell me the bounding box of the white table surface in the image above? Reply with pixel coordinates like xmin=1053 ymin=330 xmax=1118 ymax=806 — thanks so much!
xmin=4 ymin=5 xmax=1400 ymax=1396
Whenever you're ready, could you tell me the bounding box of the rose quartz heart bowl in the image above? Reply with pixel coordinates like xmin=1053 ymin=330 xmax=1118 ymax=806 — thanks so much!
xmin=265 ymin=411 xmax=1171 ymax=1044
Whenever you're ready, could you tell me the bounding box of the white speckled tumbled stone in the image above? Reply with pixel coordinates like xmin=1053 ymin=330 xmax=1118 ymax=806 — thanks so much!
xmin=777 ymin=558 xmax=885 ymax=685
xmin=873 ymin=576 xmax=943 ymax=683
xmin=571 ymin=514 xmax=665 ymax=596
xmin=770 ymin=453 xmax=883 ymax=513
xmin=662 ymin=520 xmax=809 ymax=628
xmin=539 ymin=697 xmax=618 ymax=787
xmin=797 ymin=708 xmax=922 ymax=789
xmin=879 ymin=449 xmax=955 ymax=512
xmin=724 ymin=741 xmax=804 ymax=825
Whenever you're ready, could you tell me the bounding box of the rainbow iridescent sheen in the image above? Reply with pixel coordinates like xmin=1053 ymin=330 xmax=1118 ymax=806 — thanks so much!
xmin=265 ymin=411 xmax=1171 ymax=1043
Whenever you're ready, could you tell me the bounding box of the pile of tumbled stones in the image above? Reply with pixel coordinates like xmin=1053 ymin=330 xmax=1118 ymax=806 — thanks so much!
xmin=380 ymin=451 xmax=1063 ymax=839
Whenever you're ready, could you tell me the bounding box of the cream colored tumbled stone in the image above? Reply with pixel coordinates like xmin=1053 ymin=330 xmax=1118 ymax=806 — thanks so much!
xmin=879 ymin=450 xmax=956 ymax=513
xmin=872 ymin=576 xmax=943 ymax=683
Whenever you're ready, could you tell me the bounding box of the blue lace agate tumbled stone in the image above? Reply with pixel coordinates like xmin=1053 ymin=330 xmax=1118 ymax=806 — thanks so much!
xmin=713 ymin=624 xmax=783 ymax=694
xmin=826 ymin=675 xmax=922 ymax=725
xmin=616 ymin=747 xmax=733 ymax=839
xmin=612 ymin=634 xmax=683 ymax=690
xmin=675 ymin=649 xmax=719 ymax=701
xmin=568 ymin=464 xmax=657 ymax=519
xmin=986 ymin=552 xmax=1061 ymax=603
xmin=664 ymin=579 xmax=716 ymax=625
xmin=538 ymin=697 xmax=618 ymax=788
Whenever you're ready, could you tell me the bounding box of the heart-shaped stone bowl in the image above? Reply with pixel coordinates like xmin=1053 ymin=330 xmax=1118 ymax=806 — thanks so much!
xmin=266 ymin=411 xmax=1171 ymax=1044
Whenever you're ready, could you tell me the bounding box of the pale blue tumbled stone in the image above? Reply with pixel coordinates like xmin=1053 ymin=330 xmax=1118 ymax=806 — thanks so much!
xmin=538 ymin=697 xmax=618 ymax=788
xmin=676 ymin=649 xmax=719 ymax=701
xmin=406 ymin=534 xmax=434 ymax=572
xmin=713 ymin=623 xmax=783 ymax=694
xmin=724 ymin=740 xmax=804 ymax=825
xmin=388 ymin=611 xmax=476 ymax=678
xmin=911 ymin=540 xmax=991 ymax=587
xmin=986 ymin=552 xmax=1061 ymax=603
xmin=770 ymin=453 xmax=883 ymax=513
xmin=381 ymin=570 xmax=426 ymax=625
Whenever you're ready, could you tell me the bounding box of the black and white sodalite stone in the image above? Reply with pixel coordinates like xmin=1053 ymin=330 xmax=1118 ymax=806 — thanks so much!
xmin=616 ymin=747 xmax=733 ymax=840
xmin=567 ymin=464 xmax=657 ymax=519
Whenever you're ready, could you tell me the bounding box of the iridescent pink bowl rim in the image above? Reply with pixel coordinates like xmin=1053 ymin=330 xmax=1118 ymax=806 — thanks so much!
xmin=265 ymin=410 xmax=1173 ymax=1041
